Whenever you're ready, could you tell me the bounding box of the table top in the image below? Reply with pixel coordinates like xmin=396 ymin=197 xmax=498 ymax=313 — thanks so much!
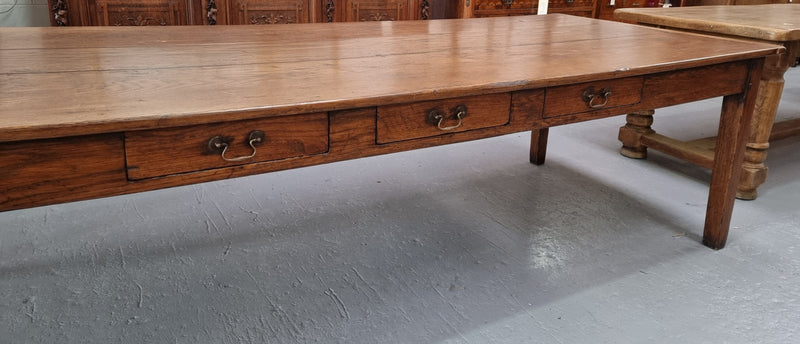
xmin=0 ymin=15 xmax=781 ymax=143
xmin=614 ymin=4 xmax=800 ymax=42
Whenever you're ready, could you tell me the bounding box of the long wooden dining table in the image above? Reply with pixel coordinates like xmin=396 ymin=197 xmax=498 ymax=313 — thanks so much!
xmin=0 ymin=15 xmax=783 ymax=249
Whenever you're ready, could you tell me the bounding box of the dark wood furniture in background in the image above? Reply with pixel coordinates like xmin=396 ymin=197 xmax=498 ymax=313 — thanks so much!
xmin=48 ymin=0 xmax=445 ymax=26
xmin=457 ymin=0 xmax=597 ymax=18
xmin=0 ymin=15 xmax=781 ymax=249
xmin=46 ymin=0 xmax=794 ymax=27
xmin=615 ymin=4 xmax=799 ymax=200
xmin=48 ymin=0 xmax=618 ymax=26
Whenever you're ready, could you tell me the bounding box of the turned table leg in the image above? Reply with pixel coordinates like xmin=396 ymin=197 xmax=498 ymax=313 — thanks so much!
xmin=617 ymin=51 xmax=793 ymax=201
xmin=737 ymin=50 xmax=793 ymax=200
xmin=618 ymin=110 xmax=656 ymax=159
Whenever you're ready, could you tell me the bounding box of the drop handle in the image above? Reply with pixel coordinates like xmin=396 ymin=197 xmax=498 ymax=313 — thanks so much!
xmin=426 ymin=105 xmax=468 ymax=131
xmin=582 ymin=87 xmax=612 ymax=109
xmin=207 ymin=130 xmax=266 ymax=162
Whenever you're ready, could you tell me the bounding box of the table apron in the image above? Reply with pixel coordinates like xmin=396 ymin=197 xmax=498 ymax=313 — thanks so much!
xmin=0 ymin=60 xmax=757 ymax=212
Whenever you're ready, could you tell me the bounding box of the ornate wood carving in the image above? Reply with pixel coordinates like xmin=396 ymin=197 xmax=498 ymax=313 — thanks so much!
xmin=97 ymin=1 xmax=182 ymax=26
xmin=476 ymin=0 xmax=532 ymax=10
xmin=366 ymin=12 xmax=387 ymax=20
xmin=326 ymin=0 xmax=335 ymax=22
xmin=126 ymin=13 xmax=167 ymax=25
xmin=239 ymin=2 xmax=304 ymax=24
xmin=250 ymin=12 xmax=294 ymax=24
xmin=206 ymin=0 xmax=218 ymax=25
xmin=47 ymin=0 xmax=430 ymax=26
xmin=52 ymin=0 xmax=68 ymax=26
xmin=350 ymin=1 xmax=406 ymax=21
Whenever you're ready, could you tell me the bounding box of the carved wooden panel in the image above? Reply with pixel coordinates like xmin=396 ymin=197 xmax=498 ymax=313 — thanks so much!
xmin=345 ymin=0 xmax=408 ymax=21
xmin=474 ymin=0 xmax=537 ymax=15
xmin=232 ymin=0 xmax=310 ymax=24
xmin=47 ymin=0 xmax=439 ymax=26
xmin=324 ymin=0 xmax=335 ymax=22
xmin=95 ymin=0 xmax=187 ymax=25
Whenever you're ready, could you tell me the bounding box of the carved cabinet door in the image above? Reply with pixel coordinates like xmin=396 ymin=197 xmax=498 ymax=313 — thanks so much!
xmin=94 ymin=0 xmax=189 ymax=25
xmin=342 ymin=0 xmax=421 ymax=21
xmin=48 ymin=0 xmax=432 ymax=26
xmin=345 ymin=0 xmax=406 ymax=21
xmin=228 ymin=0 xmax=312 ymax=24
xmin=471 ymin=0 xmax=538 ymax=16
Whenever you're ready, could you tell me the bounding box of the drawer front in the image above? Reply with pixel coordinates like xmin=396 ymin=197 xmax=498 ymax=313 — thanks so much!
xmin=376 ymin=93 xmax=511 ymax=144
xmin=543 ymin=77 xmax=643 ymax=118
xmin=125 ymin=113 xmax=329 ymax=180
xmin=1 ymin=134 xmax=127 ymax=211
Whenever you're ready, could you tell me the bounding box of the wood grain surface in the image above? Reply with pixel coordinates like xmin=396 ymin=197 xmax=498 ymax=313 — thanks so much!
xmin=614 ymin=4 xmax=800 ymax=42
xmin=0 ymin=14 xmax=781 ymax=142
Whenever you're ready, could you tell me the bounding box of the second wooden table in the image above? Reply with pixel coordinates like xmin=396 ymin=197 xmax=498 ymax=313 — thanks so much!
xmin=615 ymin=4 xmax=800 ymax=200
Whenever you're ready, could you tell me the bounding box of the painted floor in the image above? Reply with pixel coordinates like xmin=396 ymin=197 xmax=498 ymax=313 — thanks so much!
xmin=1 ymin=68 xmax=798 ymax=343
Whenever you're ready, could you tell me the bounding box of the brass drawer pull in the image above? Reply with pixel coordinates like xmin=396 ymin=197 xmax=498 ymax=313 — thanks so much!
xmin=207 ymin=130 xmax=265 ymax=162
xmin=426 ymin=104 xmax=468 ymax=131
xmin=582 ymin=87 xmax=612 ymax=109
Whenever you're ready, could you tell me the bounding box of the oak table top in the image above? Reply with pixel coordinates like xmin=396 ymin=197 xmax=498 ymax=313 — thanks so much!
xmin=0 ymin=15 xmax=780 ymax=142
xmin=0 ymin=15 xmax=783 ymax=249
xmin=614 ymin=4 xmax=800 ymax=42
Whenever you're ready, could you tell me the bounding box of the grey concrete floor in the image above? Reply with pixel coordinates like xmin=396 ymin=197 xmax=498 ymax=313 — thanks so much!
xmin=1 ymin=68 xmax=798 ymax=343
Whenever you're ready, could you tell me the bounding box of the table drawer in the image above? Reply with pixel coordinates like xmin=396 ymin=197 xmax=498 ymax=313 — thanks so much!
xmin=1 ymin=134 xmax=127 ymax=211
xmin=125 ymin=113 xmax=329 ymax=180
xmin=376 ymin=93 xmax=511 ymax=144
xmin=544 ymin=77 xmax=644 ymax=118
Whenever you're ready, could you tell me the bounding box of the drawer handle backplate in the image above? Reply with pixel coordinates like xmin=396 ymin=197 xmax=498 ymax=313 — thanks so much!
xmin=426 ymin=104 xmax=468 ymax=131
xmin=207 ymin=130 xmax=265 ymax=162
xmin=582 ymin=87 xmax=612 ymax=109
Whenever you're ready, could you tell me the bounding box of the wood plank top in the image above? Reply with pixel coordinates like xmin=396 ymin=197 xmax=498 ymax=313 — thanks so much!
xmin=0 ymin=14 xmax=781 ymax=142
xmin=615 ymin=4 xmax=800 ymax=42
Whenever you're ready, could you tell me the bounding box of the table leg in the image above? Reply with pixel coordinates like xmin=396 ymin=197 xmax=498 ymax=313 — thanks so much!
xmin=618 ymin=110 xmax=656 ymax=159
xmin=738 ymin=50 xmax=794 ymax=200
xmin=530 ymin=128 xmax=549 ymax=165
xmin=703 ymin=63 xmax=762 ymax=249
xmin=618 ymin=51 xmax=794 ymax=201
